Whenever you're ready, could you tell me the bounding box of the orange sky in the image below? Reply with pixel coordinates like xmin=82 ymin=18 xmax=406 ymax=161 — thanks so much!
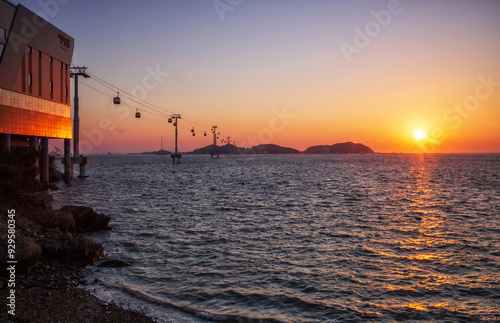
xmin=27 ymin=0 xmax=499 ymax=154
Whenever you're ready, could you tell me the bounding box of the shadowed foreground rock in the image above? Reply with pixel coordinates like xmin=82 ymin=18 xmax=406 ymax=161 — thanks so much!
xmin=40 ymin=231 xmax=104 ymax=266
xmin=60 ymin=205 xmax=112 ymax=232
xmin=16 ymin=236 xmax=43 ymax=270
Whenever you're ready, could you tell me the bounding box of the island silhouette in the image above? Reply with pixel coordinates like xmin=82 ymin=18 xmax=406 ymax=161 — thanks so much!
xmin=142 ymin=142 xmax=374 ymax=155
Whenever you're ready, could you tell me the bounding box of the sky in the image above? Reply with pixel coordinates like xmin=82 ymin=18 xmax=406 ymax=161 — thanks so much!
xmin=17 ymin=0 xmax=500 ymax=153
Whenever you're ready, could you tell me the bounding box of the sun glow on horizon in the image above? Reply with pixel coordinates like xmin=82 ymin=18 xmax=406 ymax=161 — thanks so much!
xmin=414 ymin=129 xmax=427 ymax=140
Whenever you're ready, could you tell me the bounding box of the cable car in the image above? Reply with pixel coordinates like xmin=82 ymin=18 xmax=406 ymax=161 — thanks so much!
xmin=173 ymin=122 xmax=177 ymax=126
xmin=192 ymin=133 xmax=196 ymax=136
xmin=204 ymin=132 xmax=207 ymax=137
xmin=168 ymin=118 xmax=173 ymax=123
xmin=191 ymin=128 xmax=195 ymax=133
xmin=113 ymin=92 xmax=121 ymax=104
xmin=135 ymin=109 xmax=141 ymax=118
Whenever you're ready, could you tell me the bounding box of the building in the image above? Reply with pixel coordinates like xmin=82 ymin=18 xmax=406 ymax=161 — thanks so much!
xmin=0 ymin=0 xmax=74 ymax=183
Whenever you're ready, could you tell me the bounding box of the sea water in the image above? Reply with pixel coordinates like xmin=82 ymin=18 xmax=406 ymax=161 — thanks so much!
xmin=52 ymin=154 xmax=500 ymax=322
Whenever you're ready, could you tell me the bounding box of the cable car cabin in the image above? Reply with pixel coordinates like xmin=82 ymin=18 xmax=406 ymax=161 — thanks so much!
xmin=113 ymin=92 xmax=121 ymax=104
xmin=168 ymin=118 xmax=173 ymax=123
xmin=191 ymin=128 xmax=195 ymax=133
xmin=204 ymin=132 xmax=207 ymax=137
xmin=192 ymin=133 xmax=196 ymax=136
xmin=135 ymin=111 xmax=141 ymax=118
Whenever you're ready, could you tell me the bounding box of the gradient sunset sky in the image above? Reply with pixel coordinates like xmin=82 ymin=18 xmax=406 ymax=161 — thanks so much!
xmin=18 ymin=0 xmax=500 ymax=153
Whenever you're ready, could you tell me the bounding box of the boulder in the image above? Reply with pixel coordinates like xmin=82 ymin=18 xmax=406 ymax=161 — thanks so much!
xmin=60 ymin=205 xmax=111 ymax=232
xmin=40 ymin=231 xmax=104 ymax=266
xmin=30 ymin=209 xmax=75 ymax=233
xmin=25 ymin=191 xmax=54 ymax=209
xmin=16 ymin=236 xmax=42 ymax=271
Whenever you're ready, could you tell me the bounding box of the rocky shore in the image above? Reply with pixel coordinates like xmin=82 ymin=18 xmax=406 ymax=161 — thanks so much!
xmin=0 ymin=179 xmax=154 ymax=322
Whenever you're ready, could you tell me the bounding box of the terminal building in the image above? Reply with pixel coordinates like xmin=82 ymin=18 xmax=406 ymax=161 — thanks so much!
xmin=0 ymin=0 xmax=74 ymax=183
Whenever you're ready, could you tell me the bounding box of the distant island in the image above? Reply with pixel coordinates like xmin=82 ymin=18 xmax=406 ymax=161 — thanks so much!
xmin=304 ymin=142 xmax=374 ymax=154
xmin=176 ymin=141 xmax=373 ymax=155
xmin=141 ymin=149 xmax=171 ymax=155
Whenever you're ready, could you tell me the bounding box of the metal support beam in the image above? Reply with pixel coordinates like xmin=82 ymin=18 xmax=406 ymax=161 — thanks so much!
xmin=170 ymin=114 xmax=182 ymax=164
xmin=70 ymin=66 xmax=91 ymax=177
xmin=211 ymin=126 xmax=219 ymax=158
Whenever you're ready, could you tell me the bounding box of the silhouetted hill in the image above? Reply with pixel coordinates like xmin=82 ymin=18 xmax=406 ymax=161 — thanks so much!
xmin=142 ymin=149 xmax=171 ymax=155
xmin=305 ymin=142 xmax=373 ymax=154
xmin=190 ymin=144 xmax=238 ymax=155
xmin=245 ymin=144 xmax=300 ymax=154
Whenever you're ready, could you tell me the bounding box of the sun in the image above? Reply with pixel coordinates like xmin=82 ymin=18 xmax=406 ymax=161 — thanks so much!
xmin=414 ymin=129 xmax=426 ymax=140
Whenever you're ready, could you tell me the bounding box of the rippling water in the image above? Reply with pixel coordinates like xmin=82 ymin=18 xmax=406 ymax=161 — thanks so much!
xmin=52 ymin=154 xmax=500 ymax=322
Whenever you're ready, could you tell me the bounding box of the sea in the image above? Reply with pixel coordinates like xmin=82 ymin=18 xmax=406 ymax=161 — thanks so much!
xmin=51 ymin=153 xmax=500 ymax=322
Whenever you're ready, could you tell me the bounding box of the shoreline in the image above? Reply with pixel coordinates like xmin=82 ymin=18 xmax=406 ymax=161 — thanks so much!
xmin=3 ymin=258 xmax=155 ymax=322
xmin=0 ymin=179 xmax=155 ymax=322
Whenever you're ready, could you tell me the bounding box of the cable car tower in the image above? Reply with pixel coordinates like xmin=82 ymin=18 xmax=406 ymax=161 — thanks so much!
xmin=168 ymin=114 xmax=182 ymax=164
xmin=69 ymin=66 xmax=91 ymax=179
xmin=221 ymin=136 xmax=233 ymax=156
xmin=211 ymin=126 xmax=219 ymax=158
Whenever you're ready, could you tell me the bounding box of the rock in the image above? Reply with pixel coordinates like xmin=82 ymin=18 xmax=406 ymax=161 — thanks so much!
xmin=0 ymin=235 xmax=40 ymax=272
xmin=30 ymin=209 xmax=76 ymax=233
xmin=97 ymin=259 xmax=131 ymax=268
xmin=60 ymin=205 xmax=111 ymax=232
xmin=26 ymin=191 xmax=54 ymax=209
xmin=40 ymin=232 xmax=104 ymax=266
xmin=15 ymin=236 xmax=42 ymax=272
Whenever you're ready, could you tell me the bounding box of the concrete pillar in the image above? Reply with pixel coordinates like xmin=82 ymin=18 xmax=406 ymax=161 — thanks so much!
xmin=40 ymin=137 xmax=49 ymax=184
xmin=29 ymin=136 xmax=39 ymax=180
xmin=29 ymin=136 xmax=38 ymax=165
xmin=64 ymin=139 xmax=71 ymax=184
xmin=79 ymin=159 xmax=87 ymax=177
xmin=1 ymin=134 xmax=10 ymax=151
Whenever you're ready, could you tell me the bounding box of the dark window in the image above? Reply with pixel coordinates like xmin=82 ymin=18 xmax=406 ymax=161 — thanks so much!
xmin=60 ymin=62 xmax=63 ymax=68
xmin=0 ymin=44 xmax=4 ymax=58
xmin=49 ymin=57 xmax=53 ymax=63
xmin=50 ymin=81 xmax=53 ymax=92
xmin=38 ymin=51 xmax=42 ymax=58
xmin=28 ymin=73 xmax=32 ymax=86
xmin=65 ymin=86 xmax=68 ymax=97
xmin=28 ymin=46 xmax=32 ymax=53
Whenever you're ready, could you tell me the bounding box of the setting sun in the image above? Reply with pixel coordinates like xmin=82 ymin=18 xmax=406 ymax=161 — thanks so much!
xmin=414 ymin=129 xmax=427 ymax=140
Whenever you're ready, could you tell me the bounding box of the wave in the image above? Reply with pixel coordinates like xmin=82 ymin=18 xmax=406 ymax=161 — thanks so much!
xmin=81 ymin=278 xmax=289 ymax=323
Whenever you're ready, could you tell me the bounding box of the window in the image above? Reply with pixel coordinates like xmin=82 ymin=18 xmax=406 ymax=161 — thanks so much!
xmin=49 ymin=56 xmax=53 ymax=63
xmin=28 ymin=46 xmax=32 ymax=53
xmin=38 ymin=51 xmax=42 ymax=58
xmin=28 ymin=73 xmax=32 ymax=86
xmin=0 ymin=44 xmax=4 ymax=58
xmin=50 ymin=81 xmax=53 ymax=92
xmin=65 ymin=86 xmax=68 ymax=97
xmin=60 ymin=62 xmax=63 ymax=68
xmin=0 ymin=27 xmax=5 ymax=40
